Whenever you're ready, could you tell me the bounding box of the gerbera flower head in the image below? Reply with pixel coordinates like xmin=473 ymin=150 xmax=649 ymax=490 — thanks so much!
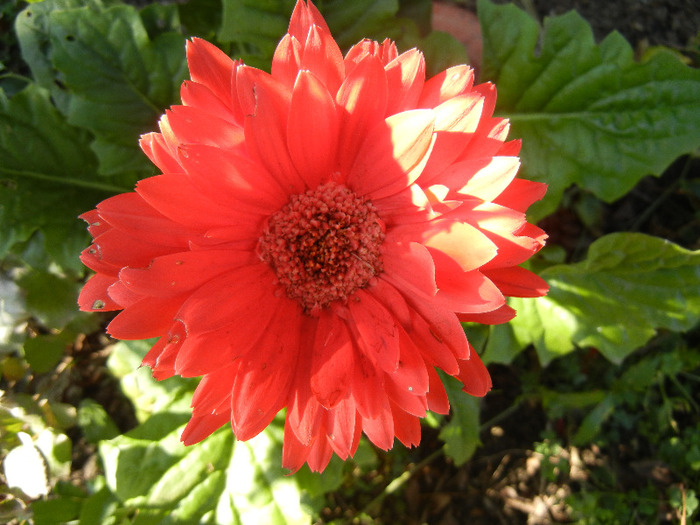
xmin=79 ymin=0 xmax=548 ymax=473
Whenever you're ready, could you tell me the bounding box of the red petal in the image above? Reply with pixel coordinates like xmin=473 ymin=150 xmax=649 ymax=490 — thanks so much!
xmin=174 ymin=312 xmax=275 ymax=378
xmin=424 ymin=219 xmax=498 ymax=272
xmin=282 ymin=417 xmax=312 ymax=473
xmin=493 ymin=178 xmax=548 ymax=213
xmin=345 ymin=38 xmax=397 ymax=68
xmin=178 ymin=144 xmax=287 ymax=214
xmin=147 ymin=321 xmax=187 ymax=379
xmin=419 ymin=94 xmax=484 ymax=185
xmin=166 ymin=105 xmax=244 ymax=151
xmin=432 ymin=249 xmax=505 ymax=314
xmin=406 ymin=308 xmax=459 ymax=376
xmin=384 ymin=49 xmax=425 ymax=116
xmin=381 ymin=240 xmax=437 ymax=299
xmin=305 ymin=434 xmax=334 ymax=473
xmin=78 ymin=274 xmax=121 ymax=311
xmin=230 ymin=301 xmax=301 ymax=440
xmin=107 ymin=295 xmax=182 ymax=340
xmin=352 ymin=350 xmax=389 ymax=419
xmin=335 ymin=54 xmax=388 ymax=178
xmin=176 ymin=263 xmax=275 ymax=333
xmin=190 ymin=363 xmax=239 ymax=417
xmin=385 ymin=377 xmax=427 ymax=418
xmin=391 ymin=404 xmax=422 ymax=447
xmin=140 ymin=132 xmax=182 ymax=174
xmin=300 ymin=24 xmax=345 ymax=95
xmin=387 ymin=273 xmax=470 ymax=362
xmin=455 ymin=156 xmax=521 ymax=202
xmin=426 ymin=366 xmax=450 ymax=414
xmin=271 ymin=34 xmax=302 ymax=90
xmin=135 ymin=174 xmax=256 ymax=232
xmin=348 ymin=289 xmax=400 ymax=374
xmin=483 ymin=266 xmax=549 ymax=298
xmin=326 ymin=398 xmax=357 ymax=459
xmin=288 ymin=320 xmax=324 ymax=445
xmin=236 ymin=66 xmax=305 ymax=194
xmin=367 ymin=277 xmax=411 ymax=330
xmin=457 ymin=303 xmax=517 ymax=325
xmin=97 ymin=193 xmax=197 ymax=248
xmin=181 ymin=412 xmax=230 ymax=445
xmin=418 ymin=65 xmax=475 ymax=108
xmin=387 ymin=327 xmax=430 ymax=397
xmin=310 ymin=311 xmax=354 ymax=408
xmin=287 ymin=70 xmax=339 ymax=189
xmin=89 ymin=228 xmax=175 ymax=270
xmin=288 ymin=0 xmax=329 ymax=43
xmin=180 ymin=80 xmax=241 ymax=124
xmin=348 ymin=110 xmax=435 ymax=200
xmin=456 ymin=352 xmax=492 ymax=397
xmin=186 ymin=38 xmax=236 ymax=106
xmin=361 ymin=401 xmax=394 ymax=450
xmin=120 ymin=249 xmax=253 ymax=298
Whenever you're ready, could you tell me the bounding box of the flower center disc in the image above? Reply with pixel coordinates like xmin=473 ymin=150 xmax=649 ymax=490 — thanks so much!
xmin=258 ymin=182 xmax=385 ymax=313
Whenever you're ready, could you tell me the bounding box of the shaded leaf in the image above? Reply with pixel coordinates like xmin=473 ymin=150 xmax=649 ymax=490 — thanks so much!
xmin=78 ymin=399 xmax=120 ymax=444
xmin=18 ymin=270 xmax=82 ymax=330
xmin=48 ymin=3 xmax=187 ymax=179
xmin=438 ymin=373 xmax=481 ymax=465
xmin=0 ymin=84 xmax=110 ymax=266
xmin=510 ymin=233 xmax=700 ymax=365
xmin=478 ymin=0 xmax=700 ymax=219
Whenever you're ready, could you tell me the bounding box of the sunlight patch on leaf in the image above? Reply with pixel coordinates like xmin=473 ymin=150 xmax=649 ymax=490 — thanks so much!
xmin=509 ymin=233 xmax=700 ymax=365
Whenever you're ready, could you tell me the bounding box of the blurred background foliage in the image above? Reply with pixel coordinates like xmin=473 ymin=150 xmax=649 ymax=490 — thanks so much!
xmin=1 ymin=0 xmax=699 ymax=523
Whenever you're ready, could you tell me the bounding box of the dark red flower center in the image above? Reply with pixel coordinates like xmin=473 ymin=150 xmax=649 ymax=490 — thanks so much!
xmin=258 ymin=182 xmax=385 ymax=313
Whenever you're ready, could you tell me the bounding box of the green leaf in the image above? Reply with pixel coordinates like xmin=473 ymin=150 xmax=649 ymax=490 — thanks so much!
xmin=78 ymin=399 xmax=120 ymax=444
xmin=107 ymin=340 xmax=197 ymax=423
xmin=98 ymin=418 xmax=313 ymax=525
xmin=218 ymin=423 xmax=310 ymax=525
xmin=178 ymin=0 xmax=222 ymax=40
xmin=218 ymin=0 xmax=294 ymax=69
xmin=321 ymin=0 xmax=400 ymax=49
xmin=478 ymin=0 xmax=700 ymax=219
xmin=510 ymin=233 xmax=700 ymax=365
xmin=417 ymin=30 xmax=469 ymax=78
xmin=18 ymin=270 xmax=81 ymax=330
xmin=31 ymin=497 xmax=82 ymax=525
xmin=48 ymin=3 xmax=187 ymax=179
xmin=438 ymin=373 xmax=481 ymax=465
xmin=14 ymin=0 xmax=93 ymax=113
xmin=0 ymin=84 xmax=111 ymax=264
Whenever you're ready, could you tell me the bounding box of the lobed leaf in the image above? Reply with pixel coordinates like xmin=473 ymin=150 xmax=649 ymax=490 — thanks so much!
xmin=478 ymin=0 xmax=700 ymax=219
xmin=47 ymin=3 xmax=187 ymax=179
xmin=509 ymin=233 xmax=700 ymax=365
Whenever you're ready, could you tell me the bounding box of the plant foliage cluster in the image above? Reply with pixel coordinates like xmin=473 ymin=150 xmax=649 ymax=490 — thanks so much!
xmin=1 ymin=0 xmax=699 ymax=523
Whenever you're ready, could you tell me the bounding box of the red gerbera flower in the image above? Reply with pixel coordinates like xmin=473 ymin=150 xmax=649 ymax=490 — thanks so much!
xmin=79 ymin=0 xmax=547 ymax=472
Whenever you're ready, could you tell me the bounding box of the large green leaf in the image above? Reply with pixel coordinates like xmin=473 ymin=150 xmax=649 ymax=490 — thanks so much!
xmin=98 ymin=421 xmax=312 ymax=524
xmin=14 ymin=0 xmax=93 ymax=113
xmin=0 ymin=84 xmax=114 ymax=268
xmin=47 ymin=3 xmax=187 ymax=179
xmin=478 ymin=0 xmax=700 ymax=219
xmin=509 ymin=233 xmax=700 ymax=365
